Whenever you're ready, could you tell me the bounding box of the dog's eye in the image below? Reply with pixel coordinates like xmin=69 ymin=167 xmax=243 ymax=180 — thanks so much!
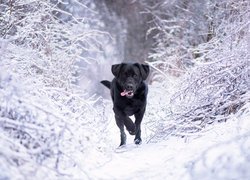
xmin=133 ymin=74 xmax=137 ymax=78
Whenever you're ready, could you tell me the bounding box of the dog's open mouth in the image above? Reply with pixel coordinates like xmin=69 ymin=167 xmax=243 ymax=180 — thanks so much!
xmin=120 ymin=90 xmax=134 ymax=97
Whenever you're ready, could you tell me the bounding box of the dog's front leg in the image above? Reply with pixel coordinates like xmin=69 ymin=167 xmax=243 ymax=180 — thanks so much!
xmin=134 ymin=108 xmax=145 ymax=145
xmin=114 ymin=114 xmax=126 ymax=146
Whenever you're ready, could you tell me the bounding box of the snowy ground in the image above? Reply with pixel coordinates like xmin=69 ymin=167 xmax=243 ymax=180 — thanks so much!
xmin=88 ymin=109 xmax=250 ymax=180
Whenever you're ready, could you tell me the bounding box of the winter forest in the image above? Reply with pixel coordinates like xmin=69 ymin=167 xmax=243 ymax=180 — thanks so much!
xmin=0 ymin=0 xmax=249 ymax=179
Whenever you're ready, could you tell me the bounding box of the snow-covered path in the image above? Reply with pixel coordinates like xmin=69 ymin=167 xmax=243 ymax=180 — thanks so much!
xmin=90 ymin=140 xmax=189 ymax=180
xmin=89 ymin=114 xmax=250 ymax=180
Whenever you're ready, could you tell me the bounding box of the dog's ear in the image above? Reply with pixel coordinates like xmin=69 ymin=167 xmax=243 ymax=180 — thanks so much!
xmin=136 ymin=63 xmax=150 ymax=80
xmin=111 ymin=63 xmax=123 ymax=77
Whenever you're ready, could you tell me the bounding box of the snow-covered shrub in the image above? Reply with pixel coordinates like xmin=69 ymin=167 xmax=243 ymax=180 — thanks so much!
xmin=0 ymin=70 xmax=112 ymax=179
xmin=0 ymin=0 xmax=111 ymax=178
xmin=189 ymin=101 xmax=250 ymax=180
xmin=143 ymin=0 xmax=211 ymax=76
xmin=0 ymin=0 xmax=105 ymax=87
xmin=190 ymin=133 xmax=250 ymax=180
xmin=0 ymin=71 xmax=62 ymax=179
xmin=146 ymin=0 xmax=250 ymax=140
xmin=169 ymin=0 xmax=249 ymax=133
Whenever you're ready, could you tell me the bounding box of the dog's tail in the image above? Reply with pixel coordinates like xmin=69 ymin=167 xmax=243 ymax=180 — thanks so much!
xmin=100 ymin=80 xmax=111 ymax=89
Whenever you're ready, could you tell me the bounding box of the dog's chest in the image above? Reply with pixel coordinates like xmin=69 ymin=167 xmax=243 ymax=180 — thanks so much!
xmin=124 ymin=106 xmax=137 ymax=116
xmin=122 ymin=99 xmax=143 ymax=116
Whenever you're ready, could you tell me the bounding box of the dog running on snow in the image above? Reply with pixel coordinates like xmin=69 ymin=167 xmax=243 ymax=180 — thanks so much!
xmin=101 ymin=63 xmax=150 ymax=146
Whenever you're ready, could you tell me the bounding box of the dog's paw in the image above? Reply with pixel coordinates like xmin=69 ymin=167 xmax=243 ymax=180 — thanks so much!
xmin=134 ymin=138 xmax=142 ymax=145
xmin=118 ymin=144 xmax=126 ymax=148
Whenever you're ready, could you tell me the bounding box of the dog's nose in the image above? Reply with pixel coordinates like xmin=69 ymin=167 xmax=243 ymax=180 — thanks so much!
xmin=126 ymin=84 xmax=133 ymax=90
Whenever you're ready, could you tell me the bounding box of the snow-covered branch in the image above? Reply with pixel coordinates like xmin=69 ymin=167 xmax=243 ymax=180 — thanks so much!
xmin=145 ymin=0 xmax=250 ymax=140
xmin=0 ymin=0 xmax=111 ymax=178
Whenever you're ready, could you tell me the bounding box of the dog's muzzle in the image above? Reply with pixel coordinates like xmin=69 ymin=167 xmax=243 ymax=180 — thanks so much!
xmin=121 ymin=81 xmax=136 ymax=98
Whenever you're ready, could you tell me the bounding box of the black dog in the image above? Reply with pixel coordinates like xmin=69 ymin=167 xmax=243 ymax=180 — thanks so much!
xmin=101 ymin=63 xmax=150 ymax=146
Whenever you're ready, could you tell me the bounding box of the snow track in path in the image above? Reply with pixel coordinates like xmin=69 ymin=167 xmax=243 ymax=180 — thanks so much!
xmin=89 ymin=136 xmax=212 ymax=180
xmin=89 ymin=114 xmax=250 ymax=180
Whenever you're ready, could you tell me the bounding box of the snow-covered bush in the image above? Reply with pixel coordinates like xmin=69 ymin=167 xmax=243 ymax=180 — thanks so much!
xmin=143 ymin=0 xmax=211 ymax=75
xmin=146 ymin=0 xmax=250 ymax=140
xmin=0 ymin=0 xmax=111 ymax=178
xmin=0 ymin=71 xmax=63 ymax=179
xmin=0 ymin=0 xmax=104 ymax=87
xmin=189 ymin=101 xmax=250 ymax=180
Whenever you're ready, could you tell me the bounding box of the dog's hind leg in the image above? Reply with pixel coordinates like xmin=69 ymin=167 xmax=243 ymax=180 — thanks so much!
xmin=124 ymin=117 xmax=136 ymax=135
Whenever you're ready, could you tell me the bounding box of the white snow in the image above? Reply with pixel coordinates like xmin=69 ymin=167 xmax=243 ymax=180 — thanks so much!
xmin=88 ymin=109 xmax=250 ymax=180
xmin=0 ymin=0 xmax=249 ymax=179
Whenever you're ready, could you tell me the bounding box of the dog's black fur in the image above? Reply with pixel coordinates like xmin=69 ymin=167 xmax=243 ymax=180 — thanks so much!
xmin=101 ymin=63 xmax=150 ymax=146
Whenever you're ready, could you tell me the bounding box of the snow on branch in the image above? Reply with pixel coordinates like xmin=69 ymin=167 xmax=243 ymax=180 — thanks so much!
xmin=144 ymin=0 xmax=250 ymax=141
xmin=0 ymin=0 xmax=111 ymax=178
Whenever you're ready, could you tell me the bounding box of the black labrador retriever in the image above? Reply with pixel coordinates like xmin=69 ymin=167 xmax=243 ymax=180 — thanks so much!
xmin=101 ymin=63 xmax=150 ymax=146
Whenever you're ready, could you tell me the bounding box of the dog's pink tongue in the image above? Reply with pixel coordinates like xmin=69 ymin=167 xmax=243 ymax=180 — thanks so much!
xmin=121 ymin=90 xmax=134 ymax=96
xmin=120 ymin=90 xmax=127 ymax=96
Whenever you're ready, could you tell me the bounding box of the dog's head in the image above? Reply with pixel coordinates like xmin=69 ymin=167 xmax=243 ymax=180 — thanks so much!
xmin=111 ymin=63 xmax=150 ymax=98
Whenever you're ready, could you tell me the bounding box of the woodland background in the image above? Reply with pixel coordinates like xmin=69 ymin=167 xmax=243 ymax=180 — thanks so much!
xmin=0 ymin=0 xmax=249 ymax=179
